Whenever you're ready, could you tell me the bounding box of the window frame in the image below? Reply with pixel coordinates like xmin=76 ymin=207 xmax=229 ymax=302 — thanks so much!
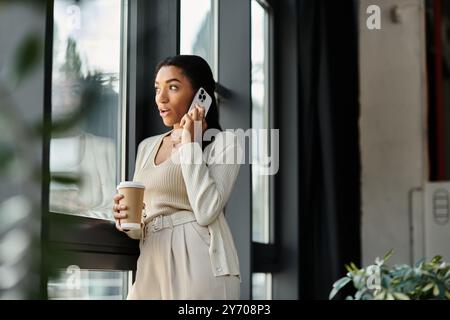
xmin=45 ymin=0 xmax=138 ymax=294
xmin=44 ymin=0 xmax=181 ymax=296
xmin=179 ymin=0 xmax=219 ymax=79
xmin=250 ymin=0 xmax=277 ymax=300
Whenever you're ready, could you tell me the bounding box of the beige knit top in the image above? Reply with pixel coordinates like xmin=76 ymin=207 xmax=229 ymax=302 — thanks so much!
xmin=135 ymin=130 xmax=192 ymax=222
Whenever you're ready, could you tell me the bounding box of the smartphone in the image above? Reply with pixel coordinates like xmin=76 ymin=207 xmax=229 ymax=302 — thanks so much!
xmin=188 ymin=87 xmax=212 ymax=116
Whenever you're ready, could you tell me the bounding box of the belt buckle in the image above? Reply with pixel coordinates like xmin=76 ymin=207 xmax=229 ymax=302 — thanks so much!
xmin=152 ymin=215 xmax=163 ymax=232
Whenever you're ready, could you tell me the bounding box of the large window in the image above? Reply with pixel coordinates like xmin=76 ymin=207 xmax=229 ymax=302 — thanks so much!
xmin=180 ymin=0 xmax=218 ymax=78
xmin=49 ymin=0 xmax=125 ymax=220
xmin=251 ymin=0 xmax=272 ymax=300
xmin=47 ymin=0 xmax=131 ymax=300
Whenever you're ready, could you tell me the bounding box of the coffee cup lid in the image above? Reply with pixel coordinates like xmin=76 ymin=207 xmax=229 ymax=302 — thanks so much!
xmin=117 ymin=181 xmax=145 ymax=190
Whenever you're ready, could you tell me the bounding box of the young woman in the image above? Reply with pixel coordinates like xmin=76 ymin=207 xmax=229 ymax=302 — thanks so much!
xmin=112 ymin=55 xmax=241 ymax=299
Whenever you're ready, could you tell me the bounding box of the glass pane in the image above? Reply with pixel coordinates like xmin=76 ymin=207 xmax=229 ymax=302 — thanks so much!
xmin=252 ymin=273 xmax=272 ymax=300
xmin=48 ymin=268 xmax=131 ymax=300
xmin=251 ymin=0 xmax=270 ymax=243
xmin=50 ymin=0 xmax=124 ymax=220
xmin=180 ymin=0 xmax=217 ymax=77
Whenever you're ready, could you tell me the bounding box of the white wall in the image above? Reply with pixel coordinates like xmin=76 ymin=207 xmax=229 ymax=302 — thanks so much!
xmin=359 ymin=0 xmax=428 ymax=265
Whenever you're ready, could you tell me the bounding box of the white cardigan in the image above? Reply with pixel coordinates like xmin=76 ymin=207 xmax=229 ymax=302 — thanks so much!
xmin=125 ymin=130 xmax=242 ymax=277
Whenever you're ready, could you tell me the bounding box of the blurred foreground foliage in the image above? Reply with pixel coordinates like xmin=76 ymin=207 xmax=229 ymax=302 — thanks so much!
xmin=0 ymin=0 xmax=99 ymax=299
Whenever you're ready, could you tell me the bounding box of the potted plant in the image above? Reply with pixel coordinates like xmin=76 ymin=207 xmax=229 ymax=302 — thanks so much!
xmin=329 ymin=250 xmax=450 ymax=300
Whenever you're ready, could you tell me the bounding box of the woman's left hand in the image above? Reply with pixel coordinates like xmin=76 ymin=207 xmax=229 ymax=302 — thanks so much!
xmin=180 ymin=104 xmax=208 ymax=145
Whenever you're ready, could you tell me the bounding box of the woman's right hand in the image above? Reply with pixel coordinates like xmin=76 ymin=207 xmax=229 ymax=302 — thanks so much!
xmin=113 ymin=194 xmax=128 ymax=232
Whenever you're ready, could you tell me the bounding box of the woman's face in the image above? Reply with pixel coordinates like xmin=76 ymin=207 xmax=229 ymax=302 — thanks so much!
xmin=154 ymin=66 xmax=194 ymax=127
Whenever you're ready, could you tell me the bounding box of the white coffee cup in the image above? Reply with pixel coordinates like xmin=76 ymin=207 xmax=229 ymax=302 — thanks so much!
xmin=116 ymin=181 xmax=145 ymax=230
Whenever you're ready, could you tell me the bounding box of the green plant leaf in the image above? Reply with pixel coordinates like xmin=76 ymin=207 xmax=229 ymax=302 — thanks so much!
xmin=423 ymin=283 xmax=434 ymax=292
xmin=333 ymin=276 xmax=351 ymax=289
xmin=345 ymin=264 xmax=353 ymax=273
xmin=433 ymin=284 xmax=440 ymax=297
xmin=431 ymin=256 xmax=443 ymax=264
xmin=445 ymin=269 xmax=450 ymax=279
xmin=374 ymin=291 xmax=386 ymax=300
xmin=393 ymin=292 xmax=410 ymax=300
xmin=384 ymin=249 xmax=394 ymax=261
xmin=415 ymin=258 xmax=425 ymax=268
xmin=354 ymin=289 xmax=364 ymax=300
xmin=329 ymin=287 xmax=339 ymax=300
xmin=333 ymin=252 xmax=449 ymax=300
xmin=329 ymin=277 xmax=351 ymax=300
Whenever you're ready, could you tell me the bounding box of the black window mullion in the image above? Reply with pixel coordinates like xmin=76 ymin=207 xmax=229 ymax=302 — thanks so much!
xmin=252 ymin=242 xmax=280 ymax=273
